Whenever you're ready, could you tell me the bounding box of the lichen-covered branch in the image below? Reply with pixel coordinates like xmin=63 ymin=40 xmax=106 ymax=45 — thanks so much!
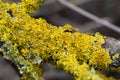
xmin=0 ymin=0 xmax=119 ymax=80
xmin=102 ymin=38 xmax=120 ymax=69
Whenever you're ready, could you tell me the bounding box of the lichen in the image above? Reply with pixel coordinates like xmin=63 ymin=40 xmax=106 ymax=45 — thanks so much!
xmin=96 ymin=71 xmax=116 ymax=80
xmin=112 ymin=53 xmax=119 ymax=59
xmin=0 ymin=0 xmax=116 ymax=80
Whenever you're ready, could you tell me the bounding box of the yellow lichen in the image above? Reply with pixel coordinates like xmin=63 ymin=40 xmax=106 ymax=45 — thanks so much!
xmin=96 ymin=71 xmax=116 ymax=80
xmin=89 ymin=47 xmax=112 ymax=70
xmin=112 ymin=53 xmax=119 ymax=59
xmin=0 ymin=0 xmax=116 ymax=80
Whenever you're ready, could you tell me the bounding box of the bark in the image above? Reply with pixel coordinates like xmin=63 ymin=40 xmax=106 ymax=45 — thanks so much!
xmin=102 ymin=38 xmax=120 ymax=68
xmin=0 ymin=37 xmax=120 ymax=80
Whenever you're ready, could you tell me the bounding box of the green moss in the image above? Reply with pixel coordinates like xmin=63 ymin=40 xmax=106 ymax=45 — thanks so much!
xmin=0 ymin=0 xmax=115 ymax=80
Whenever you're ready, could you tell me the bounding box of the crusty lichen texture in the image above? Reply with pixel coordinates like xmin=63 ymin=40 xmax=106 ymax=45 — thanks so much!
xmin=0 ymin=0 xmax=115 ymax=80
